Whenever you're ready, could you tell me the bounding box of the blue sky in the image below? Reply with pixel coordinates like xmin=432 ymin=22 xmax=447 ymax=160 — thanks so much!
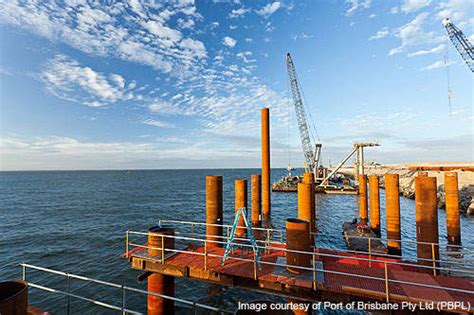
xmin=0 ymin=0 xmax=472 ymax=170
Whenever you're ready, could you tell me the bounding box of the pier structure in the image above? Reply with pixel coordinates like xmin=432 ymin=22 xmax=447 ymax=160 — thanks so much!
xmin=445 ymin=172 xmax=461 ymax=244
xmin=358 ymin=175 xmax=368 ymax=225
xmin=235 ymin=179 xmax=248 ymax=237
xmin=385 ymin=174 xmax=401 ymax=255
xmin=147 ymin=226 xmax=175 ymax=315
xmin=261 ymin=108 xmax=271 ymax=218
xmin=415 ymin=176 xmax=440 ymax=274
xmin=121 ymin=108 xmax=473 ymax=314
xmin=251 ymin=174 xmax=261 ymax=225
xmin=206 ymin=175 xmax=223 ymax=248
xmin=123 ymin=160 xmax=473 ymax=314
xmin=369 ymin=175 xmax=381 ymax=235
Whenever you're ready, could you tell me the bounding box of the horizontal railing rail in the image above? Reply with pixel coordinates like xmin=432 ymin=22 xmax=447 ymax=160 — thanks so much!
xmin=21 ymin=263 xmax=233 ymax=315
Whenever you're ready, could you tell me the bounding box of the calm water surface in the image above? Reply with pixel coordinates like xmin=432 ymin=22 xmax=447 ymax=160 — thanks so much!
xmin=1 ymin=169 xmax=473 ymax=313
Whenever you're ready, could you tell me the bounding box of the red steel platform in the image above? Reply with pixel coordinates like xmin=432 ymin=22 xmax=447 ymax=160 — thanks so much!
xmin=127 ymin=242 xmax=474 ymax=313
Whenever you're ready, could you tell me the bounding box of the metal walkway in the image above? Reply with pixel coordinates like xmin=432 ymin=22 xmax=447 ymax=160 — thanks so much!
xmin=125 ymin=221 xmax=474 ymax=313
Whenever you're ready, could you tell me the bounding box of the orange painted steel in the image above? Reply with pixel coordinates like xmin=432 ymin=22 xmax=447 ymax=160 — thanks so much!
xmin=206 ymin=176 xmax=223 ymax=248
xmin=147 ymin=226 xmax=175 ymax=315
xmin=302 ymin=172 xmax=316 ymax=235
xmin=302 ymin=172 xmax=314 ymax=185
xmin=417 ymin=171 xmax=428 ymax=177
xmin=148 ymin=226 xmax=175 ymax=257
xmin=445 ymin=172 xmax=461 ymax=244
xmin=369 ymin=175 xmax=380 ymax=235
xmin=298 ymin=181 xmax=314 ymax=245
xmin=385 ymin=174 xmax=401 ymax=255
xmin=148 ymin=273 xmax=174 ymax=315
xmin=261 ymin=108 xmax=271 ymax=218
xmin=415 ymin=176 xmax=439 ymax=274
xmin=235 ymin=179 xmax=248 ymax=237
xmin=285 ymin=218 xmax=311 ymax=274
xmin=359 ymin=175 xmax=368 ymax=225
xmin=251 ymin=174 xmax=261 ymax=225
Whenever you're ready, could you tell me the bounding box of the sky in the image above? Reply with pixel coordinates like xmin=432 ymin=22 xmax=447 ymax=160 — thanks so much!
xmin=0 ymin=0 xmax=472 ymax=171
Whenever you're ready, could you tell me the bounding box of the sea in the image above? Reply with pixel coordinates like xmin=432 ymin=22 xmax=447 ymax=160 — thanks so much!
xmin=1 ymin=169 xmax=473 ymax=314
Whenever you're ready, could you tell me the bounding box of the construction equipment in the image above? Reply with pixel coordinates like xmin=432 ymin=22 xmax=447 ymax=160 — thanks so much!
xmin=286 ymin=53 xmax=322 ymax=178
xmin=442 ymin=18 xmax=474 ymax=72
xmin=320 ymin=142 xmax=379 ymax=187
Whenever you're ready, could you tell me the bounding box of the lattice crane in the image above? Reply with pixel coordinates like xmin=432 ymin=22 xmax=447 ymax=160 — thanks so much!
xmin=443 ymin=18 xmax=474 ymax=72
xmin=286 ymin=53 xmax=322 ymax=176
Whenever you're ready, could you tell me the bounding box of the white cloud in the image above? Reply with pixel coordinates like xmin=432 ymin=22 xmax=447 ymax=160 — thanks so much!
xmin=401 ymin=0 xmax=431 ymax=13
xmin=223 ymin=36 xmax=237 ymax=48
xmin=0 ymin=1 xmax=206 ymax=76
xmin=256 ymin=2 xmax=281 ymax=18
xmin=390 ymin=6 xmax=400 ymax=14
xmin=141 ymin=118 xmax=175 ymax=128
xmin=110 ymin=74 xmax=126 ymax=89
xmin=345 ymin=0 xmax=372 ymax=16
xmin=40 ymin=55 xmax=127 ymax=107
xmin=177 ymin=18 xmax=195 ymax=29
xmin=419 ymin=59 xmax=452 ymax=71
xmin=292 ymin=32 xmax=314 ymax=41
xmin=407 ymin=44 xmax=445 ymax=57
xmin=389 ymin=12 xmax=443 ymax=55
xmin=368 ymin=27 xmax=389 ymax=41
xmin=369 ymin=13 xmax=376 ymax=18
xmin=436 ymin=0 xmax=474 ymax=20
xmin=228 ymin=7 xmax=249 ymax=18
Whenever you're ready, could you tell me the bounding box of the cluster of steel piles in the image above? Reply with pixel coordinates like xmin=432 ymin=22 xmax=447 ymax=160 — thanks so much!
xmin=145 ymin=106 xmax=463 ymax=314
xmin=357 ymin=172 xmax=462 ymax=270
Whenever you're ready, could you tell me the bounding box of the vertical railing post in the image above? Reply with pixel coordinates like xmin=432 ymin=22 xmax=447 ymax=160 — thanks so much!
xmin=253 ymin=250 xmax=257 ymax=280
xmin=66 ymin=274 xmax=71 ymax=315
xmin=384 ymin=262 xmax=389 ymax=303
xmin=267 ymin=229 xmax=271 ymax=254
xmin=368 ymin=237 xmax=372 ymax=267
xmin=121 ymin=285 xmax=126 ymax=315
xmin=312 ymin=252 xmax=316 ymax=290
xmin=431 ymin=242 xmax=437 ymax=276
xmin=161 ymin=236 xmax=165 ymax=264
xmin=22 ymin=264 xmax=26 ymax=281
xmin=191 ymin=223 xmax=194 ymax=247
xmin=125 ymin=231 xmax=129 ymax=258
xmin=204 ymin=241 xmax=208 ymax=271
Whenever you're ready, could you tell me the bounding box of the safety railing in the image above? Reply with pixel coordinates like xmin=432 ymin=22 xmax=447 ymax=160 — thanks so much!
xmin=157 ymin=219 xmax=474 ymax=274
xmin=125 ymin=229 xmax=474 ymax=309
xmin=21 ymin=263 xmax=232 ymax=314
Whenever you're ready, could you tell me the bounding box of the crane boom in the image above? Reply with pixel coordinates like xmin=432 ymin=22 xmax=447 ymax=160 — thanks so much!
xmin=443 ymin=18 xmax=474 ymax=72
xmin=286 ymin=53 xmax=318 ymax=173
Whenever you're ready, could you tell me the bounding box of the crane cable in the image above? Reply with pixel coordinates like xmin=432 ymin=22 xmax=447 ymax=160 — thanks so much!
xmin=444 ymin=37 xmax=453 ymax=116
xmin=293 ymin=65 xmax=321 ymax=143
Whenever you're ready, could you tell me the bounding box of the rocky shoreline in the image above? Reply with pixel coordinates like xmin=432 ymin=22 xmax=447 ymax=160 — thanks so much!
xmin=336 ymin=166 xmax=474 ymax=215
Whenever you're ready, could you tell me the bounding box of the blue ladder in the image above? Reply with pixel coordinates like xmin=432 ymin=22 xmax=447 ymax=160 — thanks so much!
xmin=221 ymin=207 xmax=261 ymax=269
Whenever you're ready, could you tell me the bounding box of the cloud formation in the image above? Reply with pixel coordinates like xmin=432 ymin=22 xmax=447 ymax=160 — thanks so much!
xmin=0 ymin=1 xmax=206 ymax=75
xmin=256 ymin=2 xmax=281 ymax=18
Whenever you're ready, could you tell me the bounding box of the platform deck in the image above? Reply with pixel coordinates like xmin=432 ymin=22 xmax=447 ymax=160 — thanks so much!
xmin=128 ymin=243 xmax=473 ymax=313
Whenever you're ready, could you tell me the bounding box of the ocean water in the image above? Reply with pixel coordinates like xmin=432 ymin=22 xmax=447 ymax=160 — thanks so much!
xmin=1 ymin=169 xmax=473 ymax=314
